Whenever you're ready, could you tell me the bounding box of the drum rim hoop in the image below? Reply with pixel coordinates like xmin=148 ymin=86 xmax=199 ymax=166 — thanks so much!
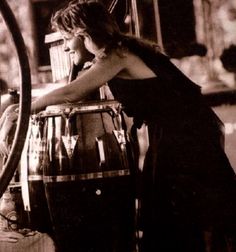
xmin=36 ymin=100 xmax=122 ymax=118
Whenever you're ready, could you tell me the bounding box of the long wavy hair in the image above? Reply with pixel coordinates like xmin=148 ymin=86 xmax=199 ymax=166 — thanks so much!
xmin=51 ymin=0 xmax=163 ymax=57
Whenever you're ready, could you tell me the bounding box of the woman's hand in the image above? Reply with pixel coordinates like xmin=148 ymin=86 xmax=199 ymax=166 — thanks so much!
xmin=0 ymin=104 xmax=19 ymax=156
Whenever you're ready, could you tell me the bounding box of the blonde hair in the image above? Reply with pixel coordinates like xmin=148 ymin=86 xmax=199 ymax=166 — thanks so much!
xmin=51 ymin=1 xmax=121 ymax=52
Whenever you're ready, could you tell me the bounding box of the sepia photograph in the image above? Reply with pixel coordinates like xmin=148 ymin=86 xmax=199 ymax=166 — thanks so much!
xmin=0 ymin=0 xmax=236 ymax=251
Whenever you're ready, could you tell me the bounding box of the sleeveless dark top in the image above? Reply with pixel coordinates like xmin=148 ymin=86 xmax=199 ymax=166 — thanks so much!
xmin=108 ymin=56 xmax=236 ymax=230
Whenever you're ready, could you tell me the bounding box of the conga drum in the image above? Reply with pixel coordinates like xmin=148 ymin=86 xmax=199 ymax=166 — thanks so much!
xmin=20 ymin=117 xmax=52 ymax=233
xmin=40 ymin=100 xmax=136 ymax=252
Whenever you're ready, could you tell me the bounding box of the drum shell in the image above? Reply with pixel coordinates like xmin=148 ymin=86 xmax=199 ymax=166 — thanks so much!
xmin=41 ymin=102 xmax=136 ymax=251
xmin=21 ymin=118 xmax=52 ymax=233
xmin=44 ymin=176 xmax=136 ymax=252
xmin=43 ymin=104 xmax=132 ymax=178
xmin=26 ymin=180 xmax=52 ymax=233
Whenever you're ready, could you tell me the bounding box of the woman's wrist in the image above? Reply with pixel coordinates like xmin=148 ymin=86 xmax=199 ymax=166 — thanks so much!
xmin=31 ymin=96 xmax=48 ymax=114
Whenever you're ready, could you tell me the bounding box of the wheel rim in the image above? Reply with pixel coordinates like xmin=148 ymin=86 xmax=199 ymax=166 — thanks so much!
xmin=0 ymin=0 xmax=31 ymax=197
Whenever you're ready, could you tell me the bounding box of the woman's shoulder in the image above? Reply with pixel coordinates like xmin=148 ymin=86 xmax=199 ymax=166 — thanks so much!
xmin=109 ymin=49 xmax=157 ymax=79
xmin=93 ymin=48 xmax=139 ymax=71
xmin=93 ymin=38 xmax=162 ymax=79
xmin=91 ymin=49 xmax=127 ymax=77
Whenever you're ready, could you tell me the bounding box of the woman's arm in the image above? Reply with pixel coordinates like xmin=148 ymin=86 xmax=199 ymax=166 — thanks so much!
xmin=31 ymin=52 xmax=124 ymax=113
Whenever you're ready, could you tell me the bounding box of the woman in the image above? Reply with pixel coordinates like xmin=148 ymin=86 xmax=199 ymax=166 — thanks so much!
xmin=1 ymin=1 xmax=236 ymax=251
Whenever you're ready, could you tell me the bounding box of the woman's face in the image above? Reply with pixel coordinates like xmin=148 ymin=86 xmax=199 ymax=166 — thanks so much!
xmin=63 ymin=33 xmax=90 ymax=65
xmin=63 ymin=31 xmax=101 ymax=63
